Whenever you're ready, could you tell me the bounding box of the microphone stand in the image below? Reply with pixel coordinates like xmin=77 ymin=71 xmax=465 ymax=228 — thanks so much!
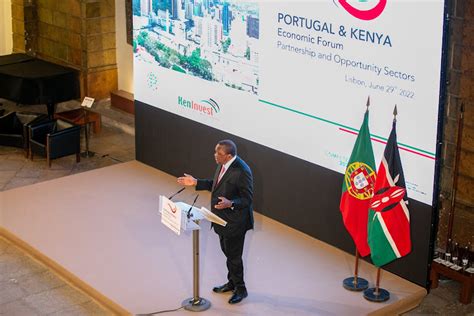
xmin=168 ymin=187 xmax=185 ymax=200
xmin=187 ymin=194 xmax=199 ymax=219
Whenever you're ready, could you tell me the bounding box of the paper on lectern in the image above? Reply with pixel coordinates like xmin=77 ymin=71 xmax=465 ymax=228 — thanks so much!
xmin=200 ymin=207 xmax=227 ymax=227
xmin=175 ymin=202 xmax=204 ymax=221
xmin=159 ymin=196 xmax=181 ymax=235
xmin=174 ymin=202 xmax=200 ymax=231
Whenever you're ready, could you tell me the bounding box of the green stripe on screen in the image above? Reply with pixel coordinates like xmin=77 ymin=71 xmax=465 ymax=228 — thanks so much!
xmin=258 ymin=99 xmax=435 ymax=157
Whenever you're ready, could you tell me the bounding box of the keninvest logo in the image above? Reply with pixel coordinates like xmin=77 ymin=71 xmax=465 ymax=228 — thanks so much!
xmin=333 ymin=0 xmax=387 ymax=21
xmin=178 ymin=96 xmax=220 ymax=117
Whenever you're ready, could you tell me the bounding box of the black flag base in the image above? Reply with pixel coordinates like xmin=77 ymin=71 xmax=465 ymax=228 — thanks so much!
xmin=182 ymin=297 xmax=211 ymax=312
xmin=363 ymin=288 xmax=390 ymax=302
xmin=342 ymin=277 xmax=369 ymax=291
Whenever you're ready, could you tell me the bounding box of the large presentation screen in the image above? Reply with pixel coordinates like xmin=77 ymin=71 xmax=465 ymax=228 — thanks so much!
xmin=133 ymin=0 xmax=445 ymax=206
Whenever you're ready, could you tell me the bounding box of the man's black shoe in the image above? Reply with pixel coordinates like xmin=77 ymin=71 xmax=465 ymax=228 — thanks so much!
xmin=228 ymin=290 xmax=248 ymax=304
xmin=212 ymin=283 xmax=234 ymax=293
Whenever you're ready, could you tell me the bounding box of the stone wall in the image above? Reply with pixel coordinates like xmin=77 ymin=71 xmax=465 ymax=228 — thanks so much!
xmin=0 ymin=0 xmax=13 ymax=54
xmin=438 ymin=0 xmax=474 ymax=249
xmin=11 ymin=0 xmax=117 ymax=100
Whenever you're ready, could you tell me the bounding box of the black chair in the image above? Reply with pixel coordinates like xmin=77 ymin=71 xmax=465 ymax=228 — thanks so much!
xmin=0 ymin=111 xmax=48 ymax=156
xmin=29 ymin=119 xmax=81 ymax=167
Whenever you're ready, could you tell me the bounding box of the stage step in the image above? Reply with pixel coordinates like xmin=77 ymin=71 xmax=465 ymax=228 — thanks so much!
xmin=110 ymin=89 xmax=134 ymax=115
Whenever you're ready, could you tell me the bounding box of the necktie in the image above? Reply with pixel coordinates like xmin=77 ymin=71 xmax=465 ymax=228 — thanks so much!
xmin=217 ymin=165 xmax=226 ymax=184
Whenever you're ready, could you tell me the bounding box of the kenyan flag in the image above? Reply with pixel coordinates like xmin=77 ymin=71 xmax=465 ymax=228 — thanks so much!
xmin=368 ymin=120 xmax=411 ymax=267
xmin=340 ymin=110 xmax=376 ymax=257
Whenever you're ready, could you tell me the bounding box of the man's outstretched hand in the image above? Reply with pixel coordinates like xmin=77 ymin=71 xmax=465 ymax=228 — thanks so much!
xmin=177 ymin=173 xmax=197 ymax=186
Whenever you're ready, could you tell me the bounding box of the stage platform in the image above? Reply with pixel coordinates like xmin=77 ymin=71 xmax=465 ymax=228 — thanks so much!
xmin=0 ymin=161 xmax=426 ymax=315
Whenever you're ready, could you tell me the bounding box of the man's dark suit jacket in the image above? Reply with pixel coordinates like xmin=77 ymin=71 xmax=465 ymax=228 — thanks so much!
xmin=196 ymin=156 xmax=254 ymax=237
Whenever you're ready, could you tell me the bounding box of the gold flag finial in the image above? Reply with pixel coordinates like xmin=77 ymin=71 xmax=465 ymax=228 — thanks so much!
xmin=393 ymin=105 xmax=398 ymax=121
xmin=366 ymin=96 xmax=370 ymax=112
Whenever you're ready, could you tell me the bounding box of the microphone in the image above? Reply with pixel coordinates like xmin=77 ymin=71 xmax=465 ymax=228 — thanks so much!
xmin=187 ymin=194 xmax=199 ymax=219
xmin=168 ymin=187 xmax=185 ymax=200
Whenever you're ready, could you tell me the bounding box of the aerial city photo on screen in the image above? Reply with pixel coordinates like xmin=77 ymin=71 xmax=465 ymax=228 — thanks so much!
xmin=133 ymin=0 xmax=260 ymax=95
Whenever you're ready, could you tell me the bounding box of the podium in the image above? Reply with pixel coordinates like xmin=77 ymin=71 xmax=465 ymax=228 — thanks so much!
xmin=159 ymin=196 xmax=226 ymax=312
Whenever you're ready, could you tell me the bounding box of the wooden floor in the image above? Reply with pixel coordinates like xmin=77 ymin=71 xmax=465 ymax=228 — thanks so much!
xmin=0 ymin=161 xmax=426 ymax=315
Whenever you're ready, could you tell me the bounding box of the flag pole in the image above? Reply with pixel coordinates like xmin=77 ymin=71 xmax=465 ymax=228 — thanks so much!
xmin=363 ymin=267 xmax=390 ymax=302
xmin=343 ymin=248 xmax=368 ymax=291
xmin=340 ymin=95 xmax=372 ymax=292
xmin=352 ymin=95 xmax=370 ymax=286
xmin=375 ymin=268 xmax=381 ymax=295
xmin=354 ymin=249 xmax=360 ymax=283
xmin=364 ymin=105 xmax=399 ymax=303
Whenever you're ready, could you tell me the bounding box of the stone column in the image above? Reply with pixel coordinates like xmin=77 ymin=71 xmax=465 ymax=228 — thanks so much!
xmin=81 ymin=0 xmax=118 ymax=99
xmin=11 ymin=0 xmax=37 ymax=54
xmin=11 ymin=0 xmax=118 ymax=100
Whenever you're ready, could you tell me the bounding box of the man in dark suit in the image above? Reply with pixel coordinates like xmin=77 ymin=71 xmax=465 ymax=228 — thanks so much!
xmin=177 ymin=139 xmax=253 ymax=304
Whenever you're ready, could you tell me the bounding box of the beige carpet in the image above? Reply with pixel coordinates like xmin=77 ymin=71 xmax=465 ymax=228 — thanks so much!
xmin=0 ymin=161 xmax=426 ymax=315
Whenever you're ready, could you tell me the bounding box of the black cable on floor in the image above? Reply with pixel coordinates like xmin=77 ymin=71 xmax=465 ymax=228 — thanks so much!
xmin=136 ymin=305 xmax=187 ymax=315
xmin=100 ymin=153 xmax=124 ymax=163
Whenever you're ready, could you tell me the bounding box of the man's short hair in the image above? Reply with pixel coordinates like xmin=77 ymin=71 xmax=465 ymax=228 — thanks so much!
xmin=218 ymin=139 xmax=237 ymax=156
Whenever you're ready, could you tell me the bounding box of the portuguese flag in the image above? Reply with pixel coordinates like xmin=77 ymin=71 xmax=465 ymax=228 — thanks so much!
xmin=368 ymin=120 xmax=411 ymax=267
xmin=340 ymin=110 xmax=376 ymax=257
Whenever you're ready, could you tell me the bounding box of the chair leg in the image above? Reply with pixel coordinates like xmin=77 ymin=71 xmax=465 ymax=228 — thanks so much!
xmin=28 ymin=129 xmax=33 ymax=160
xmin=24 ymin=142 xmax=28 ymax=158
xmin=47 ymin=137 xmax=51 ymax=168
xmin=76 ymin=153 xmax=80 ymax=163
xmin=23 ymin=126 xmax=29 ymax=158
